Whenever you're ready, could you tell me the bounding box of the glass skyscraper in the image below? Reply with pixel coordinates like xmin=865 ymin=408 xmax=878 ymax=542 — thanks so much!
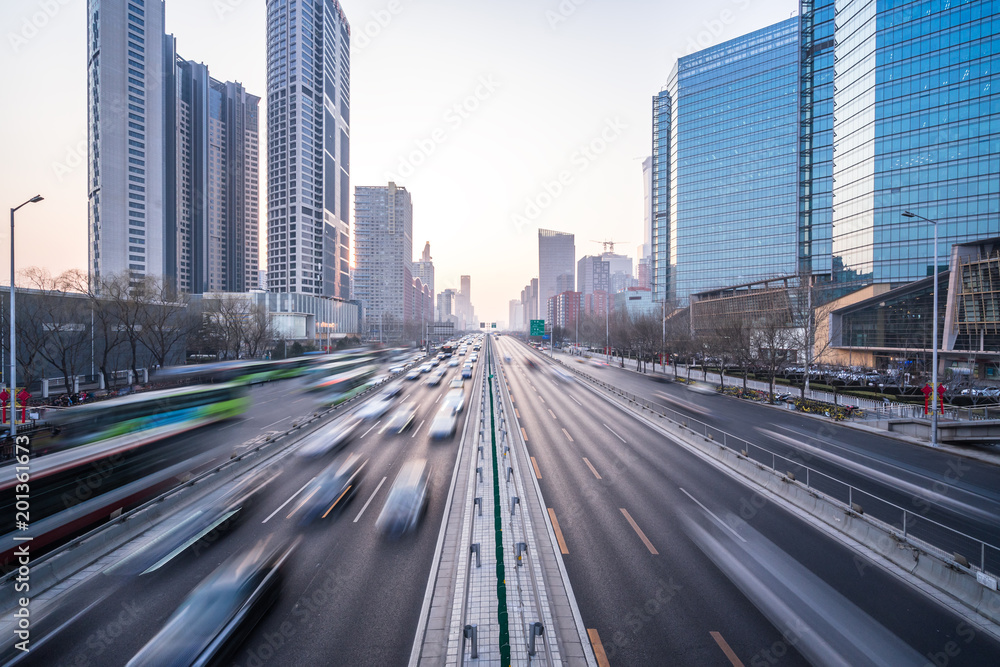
xmin=655 ymin=18 xmax=801 ymax=303
xmin=651 ymin=1 xmax=1000 ymax=304
xmin=538 ymin=229 xmax=576 ymax=318
xmin=830 ymin=0 xmax=1000 ymax=285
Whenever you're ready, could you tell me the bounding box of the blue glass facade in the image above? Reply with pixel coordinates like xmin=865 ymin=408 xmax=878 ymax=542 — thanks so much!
xmin=831 ymin=0 xmax=1000 ymax=285
xmin=664 ymin=18 xmax=802 ymax=303
xmin=652 ymin=1 xmax=1000 ymax=305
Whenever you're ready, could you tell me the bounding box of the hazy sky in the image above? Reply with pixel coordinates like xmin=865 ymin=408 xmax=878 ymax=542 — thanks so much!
xmin=1 ymin=0 xmax=796 ymax=324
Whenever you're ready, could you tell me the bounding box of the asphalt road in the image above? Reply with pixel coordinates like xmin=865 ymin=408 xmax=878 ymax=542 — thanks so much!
xmin=496 ymin=336 xmax=1000 ymax=666
xmin=539 ymin=348 xmax=1000 ymax=575
xmin=17 ymin=358 xmax=481 ymax=667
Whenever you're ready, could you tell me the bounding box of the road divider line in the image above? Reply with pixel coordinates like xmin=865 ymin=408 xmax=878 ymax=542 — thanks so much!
xmin=562 ymin=428 xmax=574 ymax=442
xmin=570 ymin=396 xmax=583 ymax=407
xmin=530 ymin=456 xmax=542 ymax=479
xmin=515 ymin=408 xmax=520 ymax=419
xmin=361 ymin=420 xmax=380 ymax=438
xmin=262 ymin=477 xmax=314 ymax=523
xmin=262 ymin=415 xmax=291 ymax=430
xmin=710 ymin=631 xmax=745 ymax=667
xmin=582 ymin=457 xmax=602 ymax=479
xmin=603 ymin=423 xmax=626 ymax=443
xmin=521 ymin=427 xmax=529 ymax=442
xmin=620 ymin=508 xmax=658 ymax=554
xmin=680 ymin=488 xmax=747 ymax=543
xmin=548 ymin=408 xmax=557 ymax=420
xmin=412 ymin=419 xmax=426 ymax=438
xmin=538 ymin=394 xmax=545 ymax=403
xmin=587 ymin=629 xmax=610 ymax=667
xmin=548 ymin=508 xmax=569 ymax=554
xmin=354 ymin=476 xmax=388 ymax=522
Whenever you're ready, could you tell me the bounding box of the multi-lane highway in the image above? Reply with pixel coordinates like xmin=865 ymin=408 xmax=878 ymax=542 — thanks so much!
xmin=12 ymin=335 xmax=1000 ymax=666
xmin=495 ymin=336 xmax=1000 ymax=665
xmin=17 ymin=358 xmax=481 ymax=666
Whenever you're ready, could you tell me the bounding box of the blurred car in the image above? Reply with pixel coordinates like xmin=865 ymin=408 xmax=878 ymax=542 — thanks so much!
xmin=461 ymin=366 xmax=473 ymax=379
xmin=503 ymin=355 xmax=512 ymax=363
xmin=686 ymin=381 xmax=716 ymax=395
xmin=469 ymin=354 xmax=479 ymax=362
xmin=376 ymin=459 xmax=430 ymax=537
xmin=298 ymin=453 xmax=366 ymax=525
xmin=405 ymin=369 xmax=421 ymax=381
xmin=442 ymin=388 xmax=465 ymax=414
xmin=388 ymin=365 xmax=405 ymax=374
xmin=419 ymin=363 xmax=433 ymax=373
xmin=427 ymin=368 xmax=447 ymax=386
xmin=357 ymin=387 xmax=400 ymax=420
xmin=109 ymin=469 xmax=275 ymax=577
xmin=448 ymin=359 xmax=461 ymax=367
xmin=296 ymin=416 xmax=363 ymax=458
xmin=551 ymin=367 xmax=574 ymax=383
xmin=428 ymin=406 xmax=458 ymax=440
xmin=526 ymin=359 xmax=538 ymax=370
xmin=126 ymin=536 xmax=298 ymax=667
xmin=381 ymin=401 xmax=418 ymax=434
xmin=449 ymin=378 xmax=464 ymax=389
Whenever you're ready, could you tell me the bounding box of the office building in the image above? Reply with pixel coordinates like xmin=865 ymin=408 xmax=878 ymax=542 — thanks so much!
xmin=577 ymin=255 xmax=610 ymax=296
xmin=265 ymin=0 xmax=351 ymax=298
xmin=538 ymin=229 xmax=575 ymax=316
xmin=653 ymin=2 xmax=1000 ymax=304
xmin=354 ymin=183 xmax=413 ymax=338
xmin=87 ymin=0 xmax=168 ymax=288
xmin=641 ymin=155 xmax=653 ymax=263
xmin=456 ymin=275 xmax=476 ymax=329
xmin=652 ymin=18 xmax=801 ymax=304
xmin=509 ymin=299 xmax=523 ymax=332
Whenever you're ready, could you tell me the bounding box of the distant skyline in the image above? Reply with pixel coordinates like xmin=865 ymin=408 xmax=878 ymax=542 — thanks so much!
xmin=1 ymin=0 xmax=797 ymax=323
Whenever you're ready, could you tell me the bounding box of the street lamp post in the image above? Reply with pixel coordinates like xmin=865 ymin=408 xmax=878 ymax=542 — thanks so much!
xmin=9 ymin=195 xmax=44 ymax=438
xmin=902 ymin=211 xmax=940 ymax=447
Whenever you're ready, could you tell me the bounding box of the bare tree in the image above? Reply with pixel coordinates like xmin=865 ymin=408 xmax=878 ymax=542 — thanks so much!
xmin=20 ymin=268 xmax=90 ymax=393
xmin=138 ymin=277 xmax=191 ymax=369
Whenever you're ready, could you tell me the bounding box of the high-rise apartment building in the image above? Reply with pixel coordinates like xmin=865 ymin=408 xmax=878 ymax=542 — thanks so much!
xmin=88 ymin=0 xmax=167 ymax=288
xmin=354 ymin=183 xmax=413 ymax=338
xmin=538 ymin=229 xmax=575 ymax=317
xmin=265 ymin=0 xmax=351 ymax=298
xmin=88 ymin=1 xmax=259 ymax=295
xmin=167 ymin=49 xmax=260 ymax=293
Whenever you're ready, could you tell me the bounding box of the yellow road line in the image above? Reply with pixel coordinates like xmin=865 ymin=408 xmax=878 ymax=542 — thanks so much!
xmin=530 ymin=456 xmax=542 ymax=479
xmin=322 ymin=485 xmax=352 ymax=519
xmin=548 ymin=507 xmax=569 ymax=554
xmin=521 ymin=427 xmax=529 ymax=442
xmin=588 ymin=629 xmax=610 ymax=667
xmin=515 ymin=408 xmax=520 ymax=419
xmin=548 ymin=408 xmax=557 ymax=419
xmin=583 ymin=457 xmax=601 ymax=479
xmin=620 ymin=508 xmax=659 ymax=554
xmin=562 ymin=428 xmax=574 ymax=442
xmin=710 ymin=631 xmax=745 ymax=667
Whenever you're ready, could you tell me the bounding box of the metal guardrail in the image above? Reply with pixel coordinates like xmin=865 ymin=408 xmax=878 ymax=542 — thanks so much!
xmin=542 ymin=350 xmax=1000 ymax=580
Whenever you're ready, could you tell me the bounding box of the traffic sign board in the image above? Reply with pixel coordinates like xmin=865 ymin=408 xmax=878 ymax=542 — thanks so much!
xmin=530 ymin=319 xmax=545 ymax=336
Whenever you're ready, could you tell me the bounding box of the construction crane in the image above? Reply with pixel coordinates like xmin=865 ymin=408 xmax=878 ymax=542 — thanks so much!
xmin=591 ymin=239 xmax=629 ymax=254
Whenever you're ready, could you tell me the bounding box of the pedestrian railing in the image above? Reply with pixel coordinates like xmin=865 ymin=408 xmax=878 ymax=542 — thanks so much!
xmin=548 ymin=353 xmax=1000 ymax=580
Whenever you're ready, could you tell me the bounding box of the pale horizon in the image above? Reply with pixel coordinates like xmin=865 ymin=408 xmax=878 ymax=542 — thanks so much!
xmin=1 ymin=0 xmax=796 ymax=324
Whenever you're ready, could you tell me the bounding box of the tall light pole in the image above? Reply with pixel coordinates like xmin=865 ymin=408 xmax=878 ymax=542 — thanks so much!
xmin=903 ymin=211 xmax=940 ymax=447
xmin=9 ymin=195 xmax=44 ymax=438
